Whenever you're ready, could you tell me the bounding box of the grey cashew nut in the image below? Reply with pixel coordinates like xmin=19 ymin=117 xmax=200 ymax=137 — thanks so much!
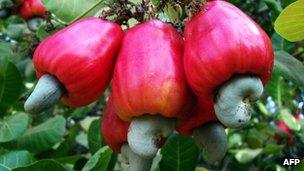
xmin=193 ymin=123 xmax=227 ymax=164
xmin=127 ymin=115 xmax=175 ymax=158
xmin=214 ymin=76 xmax=263 ymax=128
xmin=24 ymin=74 xmax=64 ymax=114
xmin=121 ymin=144 xmax=153 ymax=171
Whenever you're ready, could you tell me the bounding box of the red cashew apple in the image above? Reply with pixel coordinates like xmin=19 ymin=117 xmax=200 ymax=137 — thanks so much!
xmin=184 ymin=0 xmax=274 ymax=128
xmin=275 ymin=114 xmax=303 ymax=145
xmin=276 ymin=113 xmax=304 ymax=134
xmin=176 ymin=97 xmax=227 ymax=164
xmin=24 ymin=17 xmax=123 ymax=113
xmin=102 ymin=98 xmax=129 ymax=153
xmin=276 ymin=120 xmax=291 ymax=134
xmin=112 ymin=19 xmax=189 ymax=158
xmin=102 ymin=97 xmax=152 ymax=171
xmin=19 ymin=0 xmax=46 ymax=20
xmin=275 ymin=120 xmax=295 ymax=145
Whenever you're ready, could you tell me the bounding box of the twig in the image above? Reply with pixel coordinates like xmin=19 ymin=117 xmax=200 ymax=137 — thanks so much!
xmin=69 ymin=0 xmax=104 ymax=25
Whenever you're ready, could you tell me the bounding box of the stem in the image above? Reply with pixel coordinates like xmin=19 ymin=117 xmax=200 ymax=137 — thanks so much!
xmin=69 ymin=0 xmax=105 ymax=24
xmin=51 ymin=13 xmax=68 ymax=26
xmin=277 ymin=77 xmax=282 ymax=109
xmin=257 ymin=101 xmax=269 ymax=116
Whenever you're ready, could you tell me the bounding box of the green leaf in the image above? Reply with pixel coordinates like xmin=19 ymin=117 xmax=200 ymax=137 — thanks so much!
xmin=0 ymin=0 xmax=14 ymax=8
xmin=71 ymin=107 xmax=91 ymax=120
xmin=6 ymin=17 xmax=28 ymax=40
xmin=264 ymin=0 xmax=282 ymax=19
xmin=55 ymin=155 xmax=83 ymax=165
xmin=152 ymin=0 xmax=159 ymax=6
xmin=13 ymin=159 xmax=66 ymax=171
xmin=274 ymin=51 xmax=304 ymax=87
xmin=274 ymin=0 xmax=304 ymax=42
xmin=159 ymin=134 xmax=199 ymax=171
xmin=0 ymin=58 xmax=23 ymax=111
xmin=82 ymin=146 xmax=116 ymax=171
xmin=0 ymin=146 xmax=8 ymax=155
xmin=127 ymin=18 xmax=139 ymax=28
xmin=165 ymin=4 xmax=180 ymax=22
xmin=0 ymin=113 xmax=29 ymax=142
xmin=228 ymin=133 xmax=243 ymax=149
xmin=7 ymin=23 xmax=27 ymax=40
xmin=76 ymin=131 xmax=88 ymax=148
xmin=129 ymin=0 xmax=142 ymax=4
xmin=271 ymin=33 xmax=294 ymax=52
xmin=234 ymin=148 xmax=263 ymax=164
xmin=157 ymin=12 xmax=171 ymax=22
xmin=280 ymin=0 xmax=297 ymax=8
xmin=294 ymin=158 xmax=304 ymax=171
xmin=265 ymin=70 xmax=284 ymax=106
xmin=0 ymin=151 xmax=34 ymax=170
xmin=16 ymin=116 xmax=66 ymax=153
xmin=278 ymin=109 xmax=301 ymax=131
xmin=246 ymin=129 xmax=263 ymax=148
xmin=275 ymin=165 xmax=287 ymax=171
xmin=41 ymin=0 xmax=107 ymax=23
xmin=50 ymin=125 xmax=81 ymax=158
xmin=0 ymin=41 xmax=14 ymax=59
xmin=88 ymin=119 xmax=104 ymax=154
xmin=262 ymin=145 xmax=283 ymax=154
xmin=0 ymin=165 xmax=10 ymax=171
xmin=36 ymin=22 xmax=65 ymax=41
xmin=150 ymin=154 xmax=162 ymax=171
xmin=256 ymin=101 xmax=270 ymax=116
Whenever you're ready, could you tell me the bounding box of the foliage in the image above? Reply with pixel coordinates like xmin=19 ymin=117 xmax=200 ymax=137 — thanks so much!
xmin=0 ymin=0 xmax=303 ymax=171
xmin=274 ymin=0 xmax=304 ymax=42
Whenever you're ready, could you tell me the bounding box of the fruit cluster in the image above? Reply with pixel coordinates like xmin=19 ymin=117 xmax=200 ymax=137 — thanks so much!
xmin=0 ymin=0 xmax=45 ymax=19
xmin=0 ymin=0 xmax=46 ymax=31
xmin=275 ymin=113 xmax=304 ymax=146
xmin=24 ymin=1 xmax=274 ymax=170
